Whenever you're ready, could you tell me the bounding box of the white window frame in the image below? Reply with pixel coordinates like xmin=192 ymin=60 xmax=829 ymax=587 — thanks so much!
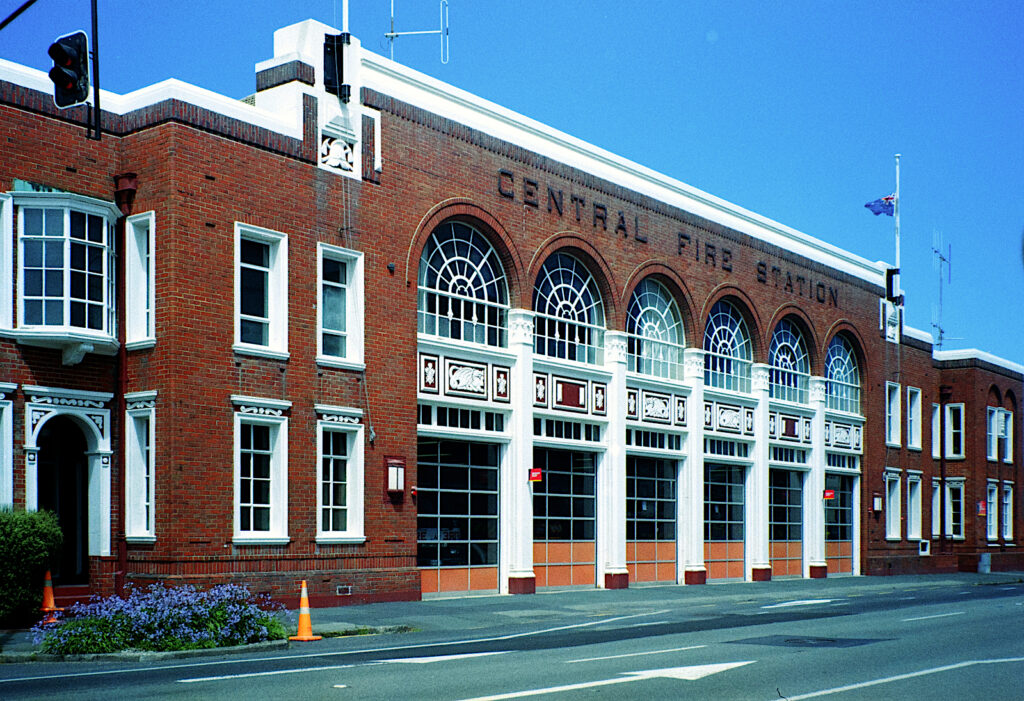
xmin=931 ymin=479 xmax=941 ymax=539
xmin=947 ymin=480 xmax=964 ymax=539
xmin=232 ymin=396 xmax=291 ymax=544
xmin=0 ymin=382 xmax=14 ymax=508
xmin=986 ymin=480 xmax=999 ymax=541
xmin=6 ymin=191 xmax=121 ymax=357
xmin=125 ymin=211 xmax=156 ymax=349
xmin=987 ymin=407 xmax=1000 ymax=461
xmin=945 ymin=403 xmax=964 ymax=459
xmin=906 ymin=387 xmax=921 ymax=450
xmin=1003 ymin=483 xmax=1014 ymax=541
xmin=315 ymin=410 xmax=365 ymax=543
xmin=233 ymin=223 xmax=288 ymax=359
xmin=885 ymin=469 xmax=901 ymax=540
xmin=907 ymin=472 xmax=922 ymax=540
xmin=316 ymin=242 xmax=365 ymax=370
xmin=1003 ymin=410 xmax=1014 ymax=463
xmin=931 ymin=403 xmax=941 ymax=459
xmin=885 ymin=382 xmax=901 ymax=447
xmin=0 ymin=194 xmax=12 ymax=331
xmin=125 ymin=391 xmax=157 ymax=542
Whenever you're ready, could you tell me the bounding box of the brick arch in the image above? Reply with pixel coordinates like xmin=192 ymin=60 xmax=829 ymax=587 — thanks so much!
xmin=525 ymin=233 xmax=621 ymax=330
xmin=765 ymin=303 xmax=822 ymax=376
xmin=822 ymin=321 xmax=870 ymax=389
xmin=988 ymin=385 xmax=1003 ymax=407
xmin=404 ymin=198 xmax=525 ymax=303
xmin=621 ymin=261 xmax=697 ymax=346
xmin=1004 ymin=388 xmax=1017 ymax=414
xmin=701 ymin=285 xmax=766 ymax=363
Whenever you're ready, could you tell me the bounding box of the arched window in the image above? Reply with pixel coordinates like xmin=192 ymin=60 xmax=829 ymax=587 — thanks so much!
xmin=626 ymin=278 xmax=685 ymax=379
xmin=825 ymin=335 xmax=861 ymax=413
xmin=703 ymin=300 xmax=752 ymax=392
xmin=417 ymin=221 xmax=508 ymax=347
xmin=532 ymin=252 xmax=604 ymax=364
xmin=769 ymin=320 xmax=810 ymax=402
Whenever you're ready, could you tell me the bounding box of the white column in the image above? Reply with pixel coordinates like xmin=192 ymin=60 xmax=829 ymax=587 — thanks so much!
xmin=598 ymin=331 xmax=629 ymax=588
xmin=88 ymin=451 xmax=113 ymax=556
xmin=749 ymin=363 xmax=772 ymax=580
xmin=679 ymin=348 xmax=707 ymax=584
xmin=807 ymin=377 xmax=828 ymax=577
xmin=502 ymin=309 xmax=536 ymax=593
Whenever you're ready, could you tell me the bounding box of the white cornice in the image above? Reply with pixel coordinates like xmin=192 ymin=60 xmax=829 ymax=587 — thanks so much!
xmin=359 ymin=49 xmax=886 ymax=286
xmin=934 ymin=349 xmax=1024 ymax=376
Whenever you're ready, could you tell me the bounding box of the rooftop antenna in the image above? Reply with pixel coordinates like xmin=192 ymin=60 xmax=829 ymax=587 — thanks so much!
xmin=386 ymin=0 xmax=449 ymax=64
xmin=931 ymin=230 xmax=952 ymax=349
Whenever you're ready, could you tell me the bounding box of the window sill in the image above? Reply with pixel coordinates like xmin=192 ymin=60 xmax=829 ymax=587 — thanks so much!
xmin=907 ymin=446 xmax=922 ymax=453
xmin=125 ymin=338 xmax=156 ymax=352
xmin=316 ymin=536 xmax=367 ymax=545
xmin=316 ymin=356 xmax=366 ymax=371
xmin=4 ymin=328 xmax=118 ymax=360
xmin=885 ymin=441 xmax=901 ymax=449
xmin=233 ymin=344 xmax=289 ymax=361
xmin=885 ymin=536 xmax=901 ymax=542
xmin=126 ymin=535 xmax=157 ymax=544
xmin=232 ymin=536 xmax=290 ymax=545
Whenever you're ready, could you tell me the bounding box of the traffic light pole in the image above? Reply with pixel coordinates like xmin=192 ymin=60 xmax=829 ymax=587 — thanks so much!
xmin=89 ymin=0 xmax=100 ymax=140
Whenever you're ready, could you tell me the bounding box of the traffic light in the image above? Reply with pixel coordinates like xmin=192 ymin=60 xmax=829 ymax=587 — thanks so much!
xmin=48 ymin=31 xmax=90 ymax=108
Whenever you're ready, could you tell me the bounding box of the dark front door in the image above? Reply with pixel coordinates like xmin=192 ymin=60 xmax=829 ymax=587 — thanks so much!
xmin=37 ymin=416 xmax=89 ymax=585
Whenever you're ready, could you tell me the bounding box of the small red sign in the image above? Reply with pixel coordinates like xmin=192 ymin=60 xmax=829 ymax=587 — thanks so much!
xmin=977 ymin=500 xmax=986 ymax=516
xmin=823 ymin=489 xmax=835 ymax=500
xmin=528 ymin=467 xmax=542 ymax=482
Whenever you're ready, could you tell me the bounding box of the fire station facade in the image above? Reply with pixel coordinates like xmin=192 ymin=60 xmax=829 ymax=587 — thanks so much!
xmin=1 ymin=21 xmax=1020 ymax=605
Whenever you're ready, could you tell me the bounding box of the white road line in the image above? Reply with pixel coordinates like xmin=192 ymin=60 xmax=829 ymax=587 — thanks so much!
xmin=385 ymin=651 xmax=509 ymax=664
xmin=761 ymin=599 xmax=832 ymax=609
xmin=179 ymin=663 xmax=362 ymax=683
xmin=776 ymin=657 xmax=1024 ymax=700
xmin=6 ymin=610 xmax=668 ymax=686
xmin=567 ymin=644 xmax=706 ymax=664
xmin=901 ymin=611 xmax=965 ymax=622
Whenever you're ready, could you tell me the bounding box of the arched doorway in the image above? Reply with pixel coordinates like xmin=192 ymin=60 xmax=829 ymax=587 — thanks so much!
xmin=37 ymin=416 xmax=89 ymax=585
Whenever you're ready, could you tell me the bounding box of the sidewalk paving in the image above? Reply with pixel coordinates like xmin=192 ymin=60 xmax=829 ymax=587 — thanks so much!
xmin=3 ymin=572 xmax=1022 ymax=662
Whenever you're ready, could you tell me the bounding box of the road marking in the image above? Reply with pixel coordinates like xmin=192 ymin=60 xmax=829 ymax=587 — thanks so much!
xmin=760 ymin=599 xmax=832 ymax=609
xmin=7 ymin=610 xmax=668 ymax=686
xmin=461 ymin=661 xmax=755 ymax=700
xmin=776 ymin=656 xmax=1024 ymax=699
xmin=180 ymin=663 xmax=362 ymax=683
xmin=385 ymin=651 xmax=508 ymax=664
xmin=567 ymin=644 xmax=705 ymax=663
xmin=901 ymin=611 xmax=964 ymax=622
xmin=897 ymin=596 xmax=916 ymax=600
xmin=333 ymin=685 xmax=347 ymax=689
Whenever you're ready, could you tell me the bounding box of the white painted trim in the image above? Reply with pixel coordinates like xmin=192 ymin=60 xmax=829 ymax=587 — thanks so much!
xmin=234 ymin=222 xmax=289 ymax=357
xmin=315 ymin=420 xmax=365 ymax=542
xmin=0 ymin=58 xmax=303 ymax=140
xmin=316 ymin=242 xmax=364 ymax=366
xmin=233 ymin=411 xmax=289 ymax=543
xmin=934 ymin=348 xmax=1024 ymax=375
xmin=125 ymin=211 xmax=156 ymax=347
xmin=360 ymin=49 xmax=886 ymax=286
xmin=0 ymin=193 xmax=11 ymax=331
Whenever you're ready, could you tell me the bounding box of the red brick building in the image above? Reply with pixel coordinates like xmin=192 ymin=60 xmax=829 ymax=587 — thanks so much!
xmin=1 ymin=20 xmax=1019 ymax=606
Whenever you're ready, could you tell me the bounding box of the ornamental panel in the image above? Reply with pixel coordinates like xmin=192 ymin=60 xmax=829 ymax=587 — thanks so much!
xmin=444 ymin=358 xmax=487 ymax=398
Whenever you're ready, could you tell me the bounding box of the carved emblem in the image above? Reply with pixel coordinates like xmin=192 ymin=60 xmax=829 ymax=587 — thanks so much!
xmin=718 ymin=406 xmax=741 ymax=431
xmin=642 ymin=391 xmax=670 ymax=422
xmin=420 ymin=355 xmax=439 ymax=393
xmin=627 ymin=389 xmax=638 ymax=419
xmin=593 ymin=384 xmax=606 ymax=414
xmin=320 ymin=135 xmax=354 ymax=171
xmin=674 ymin=397 xmax=686 ymax=425
xmin=448 ymin=364 xmax=485 ymax=394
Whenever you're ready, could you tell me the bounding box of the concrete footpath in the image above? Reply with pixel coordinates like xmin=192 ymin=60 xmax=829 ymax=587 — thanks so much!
xmin=3 ymin=572 xmax=1022 ymax=661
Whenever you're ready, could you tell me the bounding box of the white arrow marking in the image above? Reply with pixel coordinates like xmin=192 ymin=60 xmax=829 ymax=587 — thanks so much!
xmin=460 ymin=661 xmax=755 ymax=700
xmin=385 ymin=651 xmax=509 ymax=664
xmin=761 ymin=599 xmax=832 ymax=609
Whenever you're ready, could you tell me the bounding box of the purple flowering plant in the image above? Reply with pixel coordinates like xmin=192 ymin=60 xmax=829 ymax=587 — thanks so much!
xmin=31 ymin=583 xmax=289 ymax=654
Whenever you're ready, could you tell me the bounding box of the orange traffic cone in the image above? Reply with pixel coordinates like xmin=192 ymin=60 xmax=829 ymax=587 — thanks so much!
xmin=288 ymin=580 xmax=321 ymax=641
xmin=39 ymin=570 xmax=63 ymax=624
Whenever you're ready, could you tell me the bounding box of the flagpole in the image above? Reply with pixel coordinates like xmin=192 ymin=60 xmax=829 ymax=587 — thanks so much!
xmin=894 ymin=153 xmax=901 ymax=298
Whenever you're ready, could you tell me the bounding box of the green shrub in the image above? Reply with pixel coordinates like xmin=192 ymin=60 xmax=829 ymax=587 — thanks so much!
xmin=0 ymin=508 xmax=63 ymax=626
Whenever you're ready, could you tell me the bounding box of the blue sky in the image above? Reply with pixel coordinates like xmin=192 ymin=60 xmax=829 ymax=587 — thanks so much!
xmin=3 ymin=1 xmax=1022 ymax=365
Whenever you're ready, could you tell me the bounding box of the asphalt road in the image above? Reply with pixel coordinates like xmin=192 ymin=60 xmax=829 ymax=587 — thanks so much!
xmin=2 ymin=577 xmax=1023 ymax=699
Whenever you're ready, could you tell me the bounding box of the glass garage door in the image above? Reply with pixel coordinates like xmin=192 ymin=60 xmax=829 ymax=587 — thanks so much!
xmin=626 ymin=456 xmax=677 ymax=583
xmin=417 ymin=439 xmax=499 ymax=594
xmin=704 ymin=464 xmax=745 ymax=580
xmin=769 ymin=469 xmax=803 ymax=577
xmin=533 ymin=448 xmax=596 ymax=587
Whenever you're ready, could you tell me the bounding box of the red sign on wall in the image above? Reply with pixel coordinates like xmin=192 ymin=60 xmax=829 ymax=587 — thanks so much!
xmin=823 ymin=489 xmax=835 ymax=500
xmin=528 ymin=467 xmax=542 ymax=482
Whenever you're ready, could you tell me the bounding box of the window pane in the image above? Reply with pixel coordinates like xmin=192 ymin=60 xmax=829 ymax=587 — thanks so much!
xmin=241 ymin=239 xmax=269 ymax=266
